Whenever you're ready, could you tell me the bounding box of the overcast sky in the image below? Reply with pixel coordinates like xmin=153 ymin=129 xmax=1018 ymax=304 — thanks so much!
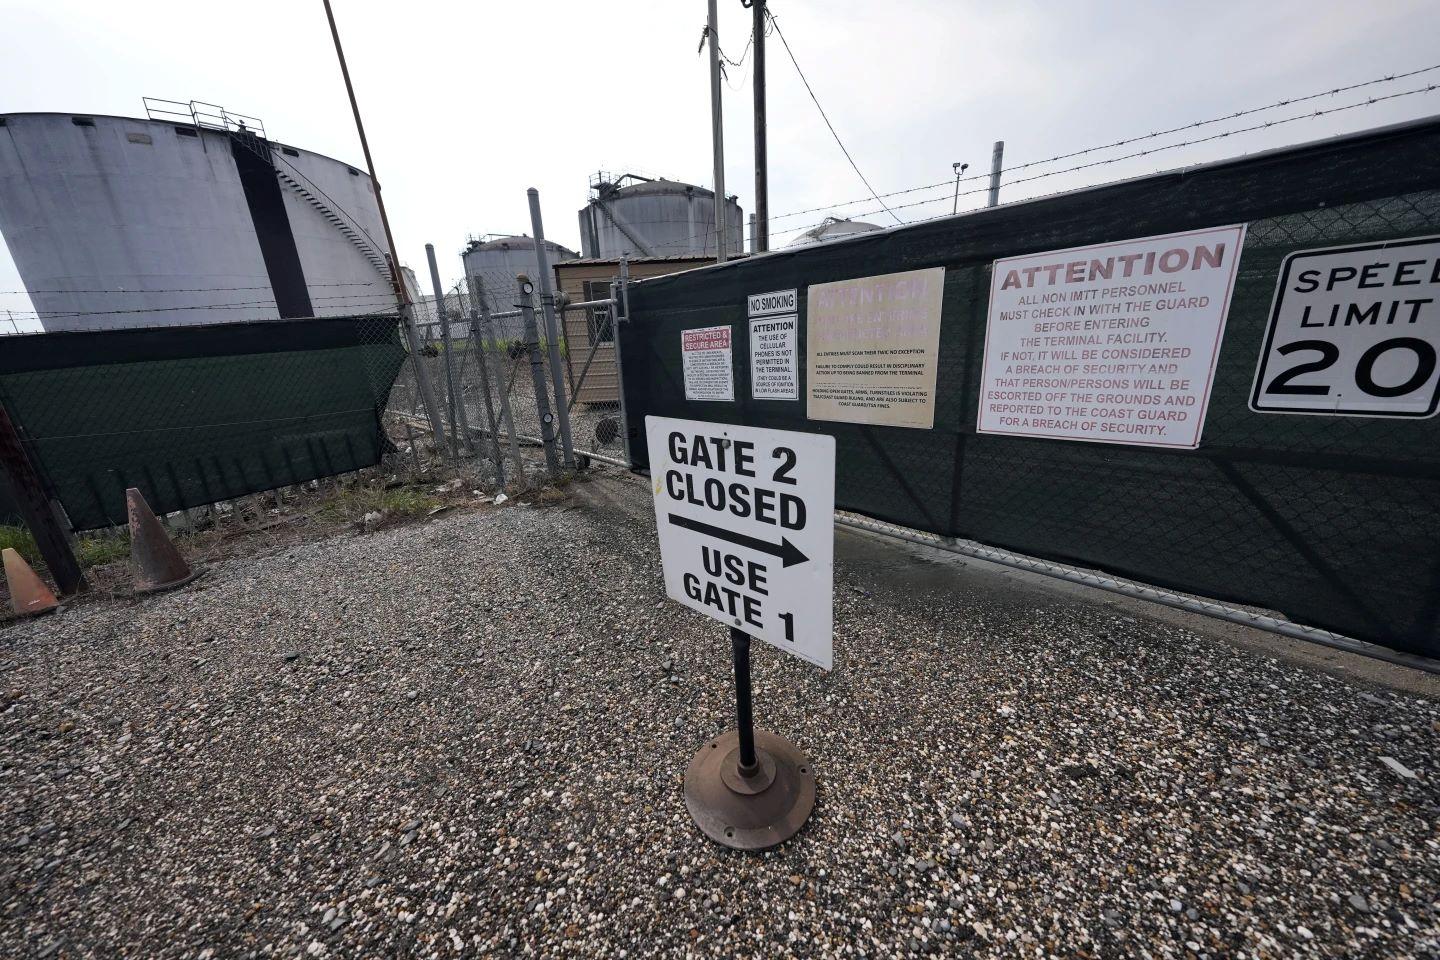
xmin=3 ymin=0 xmax=1438 ymax=331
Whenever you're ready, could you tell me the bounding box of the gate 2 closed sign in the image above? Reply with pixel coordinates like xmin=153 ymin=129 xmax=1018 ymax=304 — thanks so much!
xmin=646 ymin=416 xmax=835 ymax=669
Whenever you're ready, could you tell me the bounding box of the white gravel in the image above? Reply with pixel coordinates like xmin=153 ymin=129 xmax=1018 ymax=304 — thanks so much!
xmin=2 ymin=468 xmax=1437 ymax=958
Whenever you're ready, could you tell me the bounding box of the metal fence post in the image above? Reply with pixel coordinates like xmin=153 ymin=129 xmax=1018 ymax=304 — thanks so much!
xmin=517 ymin=275 xmax=561 ymax=478
xmin=464 ymin=272 xmax=506 ymax=488
xmin=425 ymin=243 xmax=468 ymax=457
xmin=527 ymin=188 xmax=577 ymax=468
xmin=612 ymin=257 xmax=635 ymax=468
xmin=399 ymin=301 xmax=448 ymax=452
xmin=0 ymin=401 xmax=85 ymax=595
xmin=476 ymin=278 xmax=526 ymax=485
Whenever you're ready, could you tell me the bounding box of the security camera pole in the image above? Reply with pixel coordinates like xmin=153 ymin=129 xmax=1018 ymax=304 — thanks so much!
xmin=952 ymin=161 xmax=969 ymax=215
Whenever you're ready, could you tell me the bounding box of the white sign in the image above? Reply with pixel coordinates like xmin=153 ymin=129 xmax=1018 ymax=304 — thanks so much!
xmin=646 ymin=416 xmax=835 ymax=669
xmin=978 ymin=225 xmax=1246 ymax=448
xmin=807 ymin=267 xmax=947 ymax=429
xmin=749 ymin=314 xmax=798 ymax=400
xmin=682 ymin=325 xmax=734 ymax=402
xmin=748 ymin=288 xmax=797 ymax=317
xmin=1250 ymin=236 xmax=1440 ymax=418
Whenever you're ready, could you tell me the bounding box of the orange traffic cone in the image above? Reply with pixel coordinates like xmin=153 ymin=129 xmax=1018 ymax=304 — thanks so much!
xmin=3 ymin=547 xmax=60 ymax=617
xmin=126 ymin=488 xmax=203 ymax=594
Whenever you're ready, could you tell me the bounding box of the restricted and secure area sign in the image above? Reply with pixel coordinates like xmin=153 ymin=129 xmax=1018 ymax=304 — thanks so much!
xmin=646 ymin=415 xmax=834 ymax=668
xmin=645 ymin=415 xmax=834 ymax=851
xmin=1251 ymin=235 xmax=1440 ymax=418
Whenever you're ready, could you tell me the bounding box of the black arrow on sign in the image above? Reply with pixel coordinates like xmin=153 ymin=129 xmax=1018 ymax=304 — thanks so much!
xmin=667 ymin=513 xmax=809 ymax=567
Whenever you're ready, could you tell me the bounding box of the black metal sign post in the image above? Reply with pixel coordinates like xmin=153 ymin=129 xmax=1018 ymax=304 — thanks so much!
xmin=682 ymin=626 xmax=815 ymax=851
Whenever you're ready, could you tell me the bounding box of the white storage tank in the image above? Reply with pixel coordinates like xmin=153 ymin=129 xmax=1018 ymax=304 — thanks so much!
xmin=0 ymin=106 xmax=396 ymax=331
xmin=786 ymin=216 xmax=884 ymax=247
xmin=460 ymin=234 xmax=578 ymax=340
xmin=578 ymin=173 xmax=743 ymax=259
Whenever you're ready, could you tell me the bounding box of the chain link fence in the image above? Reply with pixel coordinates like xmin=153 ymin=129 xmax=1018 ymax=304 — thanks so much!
xmin=400 ymin=279 xmax=628 ymax=483
xmin=0 ymin=314 xmax=407 ymax=532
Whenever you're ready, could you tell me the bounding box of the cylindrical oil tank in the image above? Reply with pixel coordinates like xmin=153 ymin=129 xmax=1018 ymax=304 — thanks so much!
xmin=461 ymin=235 xmax=578 ymax=341
xmin=577 ymin=175 xmax=743 ymax=259
xmin=786 ymin=216 xmax=884 ymax=247
xmin=0 ymin=111 xmax=395 ymax=331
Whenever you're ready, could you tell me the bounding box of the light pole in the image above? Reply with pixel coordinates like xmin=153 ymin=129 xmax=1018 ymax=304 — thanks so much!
xmin=952 ymin=162 xmax=969 ymax=215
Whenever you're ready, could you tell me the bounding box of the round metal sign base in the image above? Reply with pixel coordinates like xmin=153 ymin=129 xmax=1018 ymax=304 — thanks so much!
xmin=684 ymin=729 xmax=815 ymax=851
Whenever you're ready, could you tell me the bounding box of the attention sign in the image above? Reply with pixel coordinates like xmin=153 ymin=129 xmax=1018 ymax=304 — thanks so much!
xmin=646 ymin=416 xmax=835 ymax=669
xmin=977 ymin=225 xmax=1246 ymax=448
xmin=1251 ymin=236 xmax=1440 ymax=418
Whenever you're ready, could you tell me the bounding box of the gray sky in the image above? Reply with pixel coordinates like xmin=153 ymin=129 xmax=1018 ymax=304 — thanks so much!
xmin=3 ymin=0 xmax=1439 ymax=331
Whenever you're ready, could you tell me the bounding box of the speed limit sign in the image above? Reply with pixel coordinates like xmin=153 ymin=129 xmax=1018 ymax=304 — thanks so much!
xmin=1250 ymin=236 xmax=1440 ymax=418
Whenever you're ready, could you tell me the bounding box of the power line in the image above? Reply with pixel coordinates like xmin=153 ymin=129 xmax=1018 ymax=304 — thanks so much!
xmin=638 ymin=70 xmax=1440 ymax=254
xmin=757 ymin=59 xmax=1440 ymax=229
xmin=767 ymin=7 xmax=902 ymax=225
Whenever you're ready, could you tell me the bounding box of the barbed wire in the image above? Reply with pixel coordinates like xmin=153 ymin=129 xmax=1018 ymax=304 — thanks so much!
xmin=768 ymin=80 xmax=1440 ymax=239
xmin=639 ymin=76 xmax=1440 ymax=253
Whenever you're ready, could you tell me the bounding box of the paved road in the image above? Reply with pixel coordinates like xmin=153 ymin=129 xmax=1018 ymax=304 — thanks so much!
xmin=1 ymin=468 xmax=1436 ymax=958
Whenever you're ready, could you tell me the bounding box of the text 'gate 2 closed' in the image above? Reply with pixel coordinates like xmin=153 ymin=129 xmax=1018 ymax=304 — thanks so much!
xmin=646 ymin=416 xmax=835 ymax=670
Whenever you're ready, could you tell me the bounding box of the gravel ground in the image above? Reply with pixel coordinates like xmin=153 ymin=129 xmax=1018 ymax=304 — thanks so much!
xmin=2 ymin=467 xmax=1437 ymax=959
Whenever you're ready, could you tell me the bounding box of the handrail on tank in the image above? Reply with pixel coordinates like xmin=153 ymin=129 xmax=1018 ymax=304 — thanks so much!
xmin=141 ymin=97 xmax=267 ymax=140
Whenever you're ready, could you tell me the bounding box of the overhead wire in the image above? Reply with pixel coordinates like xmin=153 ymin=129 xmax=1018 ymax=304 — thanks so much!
xmin=767 ymin=79 xmax=1440 ymax=239
xmin=766 ymin=6 xmax=902 ymax=225
xmin=634 ymin=68 xmax=1440 ymax=254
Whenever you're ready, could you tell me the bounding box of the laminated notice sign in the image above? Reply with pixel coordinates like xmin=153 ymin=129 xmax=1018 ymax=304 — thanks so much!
xmin=977 ymin=225 xmax=1246 ymax=448
xmin=682 ymin=325 xmax=734 ymax=402
xmin=806 ymin=267 xmax=946 ymax=429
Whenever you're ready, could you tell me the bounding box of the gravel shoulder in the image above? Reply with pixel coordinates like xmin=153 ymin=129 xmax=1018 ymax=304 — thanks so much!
xmin=2 ymin=467 xmax=1437 ymax=959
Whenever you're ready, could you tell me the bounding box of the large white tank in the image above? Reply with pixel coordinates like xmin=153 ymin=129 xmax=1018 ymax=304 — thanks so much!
xmin=0 ymin=108 xmax=396 ymax=331
xmin=461 ymin=235 xmax=577 ymax=340
xmin=578 ymin=173 xmax=743 ymax=259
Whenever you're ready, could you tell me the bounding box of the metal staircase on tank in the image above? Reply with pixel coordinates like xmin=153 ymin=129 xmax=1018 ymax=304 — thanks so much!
xmin=143 ymin=98 xmax=392 ymax=283
xmin=270 ymin=168 xmax=390 ymax=279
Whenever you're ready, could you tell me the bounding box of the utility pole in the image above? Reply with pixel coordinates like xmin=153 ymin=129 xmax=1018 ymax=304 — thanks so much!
xmin=987 ymin=140 xmax=1005 ymax=208
xmin=707 ymin=0 xmax=728 ymax=262
xmin=751 ymin=0 xmax=768 ymax=252
xmin=321 ymin=0 xmax=447 ymax=450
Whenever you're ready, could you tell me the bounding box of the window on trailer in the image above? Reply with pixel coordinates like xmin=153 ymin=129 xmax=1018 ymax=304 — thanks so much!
xmin=584 ymin=279 xmax=614 ymax=344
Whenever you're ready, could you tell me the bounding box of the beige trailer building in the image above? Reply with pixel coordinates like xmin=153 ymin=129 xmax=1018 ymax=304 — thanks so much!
xmin=556 ymin=255 xmax=715 ymax=405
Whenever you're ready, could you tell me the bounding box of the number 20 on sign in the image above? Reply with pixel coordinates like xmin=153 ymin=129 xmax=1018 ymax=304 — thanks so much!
xmin=646 ymin=416 xmax=835 ymax=669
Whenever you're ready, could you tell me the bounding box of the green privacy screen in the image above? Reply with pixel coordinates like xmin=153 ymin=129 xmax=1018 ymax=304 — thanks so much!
xmin=0 ymin=315 xmax=405 ymax=531
xmin=620 ymin=118 xmax=1440 ymax=657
